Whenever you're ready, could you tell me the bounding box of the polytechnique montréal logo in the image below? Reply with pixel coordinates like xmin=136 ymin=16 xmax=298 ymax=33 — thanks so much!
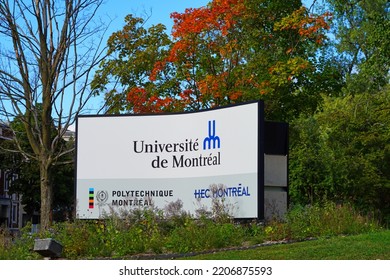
xmin=96 ymin=190 xmax=109 ymax=204
xmin=88 ymin=188 xmax=108 ymax=209
xmin=89 ymin=188 xmax=94 ymax=209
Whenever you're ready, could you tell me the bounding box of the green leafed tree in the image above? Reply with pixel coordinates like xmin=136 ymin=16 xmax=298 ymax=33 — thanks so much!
xmin=289 ymin=86 xmax=390 ymax=219
xmin=289 ymin=0 xmax=390 ymax=218
xmin=317 ymin=0 xmax=390 ymax=94
xmin=91 ymin=15 xmax=175 ymax=114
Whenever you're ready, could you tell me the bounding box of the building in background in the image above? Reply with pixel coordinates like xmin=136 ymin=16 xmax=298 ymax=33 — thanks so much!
xmin=0 ymin=122 xmax=23 ymax=232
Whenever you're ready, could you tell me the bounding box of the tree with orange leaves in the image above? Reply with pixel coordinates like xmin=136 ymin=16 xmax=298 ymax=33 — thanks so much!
xmin=93 ymin=0 xmax=332 ymax=121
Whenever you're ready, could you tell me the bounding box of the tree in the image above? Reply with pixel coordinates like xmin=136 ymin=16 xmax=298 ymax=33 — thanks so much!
xmin=288 ymin=0 xmax=390 ymax=220
xmin=91 ymin=15 xmax=176 ymax=114
xmin=0 ymin=0 xmax=107 ymax=229
xmin=317 ymin=0 xmax=390 ymax=94
xmin=289 ymin=87 xmax=390 ymax=219
xmin=93 ymin=0 xmax=332 ymax=121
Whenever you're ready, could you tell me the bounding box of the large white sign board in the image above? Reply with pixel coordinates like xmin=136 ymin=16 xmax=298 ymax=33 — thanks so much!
xmin=76 ymin=101 xmax=264 ymax=219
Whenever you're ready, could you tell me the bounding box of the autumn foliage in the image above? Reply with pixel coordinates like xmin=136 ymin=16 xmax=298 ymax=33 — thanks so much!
xmin=274 ymin=6 xmax=332 ymax=45
xmin=119 ymin=0 xmax=332 ymax=115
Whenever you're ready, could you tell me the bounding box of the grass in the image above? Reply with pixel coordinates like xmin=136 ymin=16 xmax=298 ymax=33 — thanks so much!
xmin=180 ymin=230 xmax=390 ymax=260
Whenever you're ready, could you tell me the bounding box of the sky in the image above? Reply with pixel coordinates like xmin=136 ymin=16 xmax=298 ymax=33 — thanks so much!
xmin=100 ymin=0 xmax=315 ymax=34
xmin=99 ymin=0 xmax=210 ymax=35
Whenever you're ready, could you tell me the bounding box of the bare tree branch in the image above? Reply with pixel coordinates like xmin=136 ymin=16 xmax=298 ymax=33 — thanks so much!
xmin=0 ymin=0 xmax=107 ymax=229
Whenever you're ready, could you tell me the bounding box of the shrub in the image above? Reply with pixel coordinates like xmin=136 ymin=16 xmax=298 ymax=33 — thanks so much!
xmin=0 ymin=223 xmax=40 ymax=260
xmin=0 ymin=200 xmax=384 ymax=259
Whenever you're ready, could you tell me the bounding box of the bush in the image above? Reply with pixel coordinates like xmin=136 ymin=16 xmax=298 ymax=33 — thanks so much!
xmin=0 ymin=223 xmax=40 ymax=260
xmin=0 ymin=201 xmax=383 ymax=259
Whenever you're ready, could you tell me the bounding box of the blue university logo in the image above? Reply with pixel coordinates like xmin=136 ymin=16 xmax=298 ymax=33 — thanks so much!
xmin=203 ymin=120 xmax=221 ymax=150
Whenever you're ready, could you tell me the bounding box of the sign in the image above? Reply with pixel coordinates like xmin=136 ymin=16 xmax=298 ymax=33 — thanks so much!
xmin=76 ymin=101 xmax=264 ymax=219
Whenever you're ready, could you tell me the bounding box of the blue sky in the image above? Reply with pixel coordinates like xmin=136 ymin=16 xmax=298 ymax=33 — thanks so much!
xmin=100 ymin=0 xmax=315 ymax=35
xmin=100 ymin=0 xmax=210 ymax=35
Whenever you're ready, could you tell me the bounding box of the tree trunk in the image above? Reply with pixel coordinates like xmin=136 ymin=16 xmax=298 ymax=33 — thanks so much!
xmin=40 ymin=160 xmax=53 ymax=230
